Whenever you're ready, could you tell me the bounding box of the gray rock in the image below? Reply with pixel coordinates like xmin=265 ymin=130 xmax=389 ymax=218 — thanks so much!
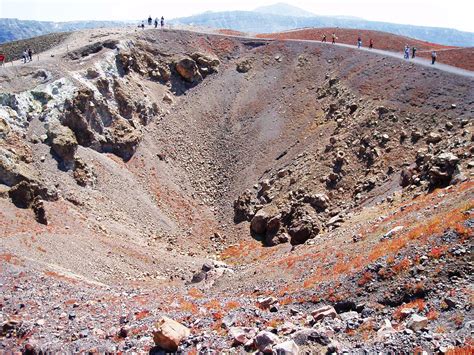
xmin=254 ymin=330 xmax=279 ymax=353
xmin=273 ymin=340 xmax=299 ymax=355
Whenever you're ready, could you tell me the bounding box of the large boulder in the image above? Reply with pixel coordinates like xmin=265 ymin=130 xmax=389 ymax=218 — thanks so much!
xmin=47 ymin=123 xmax=78 ymax=163
xmin=234 ymin=189 xmax=256 ymax=222
xmin=175 ymin=57 xmax=202 ymax=83
xmin=236 ymin=59 xmax=252 ymax=73
xmin=0 ymin=116 xmax=10 ymax=139
xmin=190 ymin=52 xmax=220 ymax=77
xmin=0 ymin=147 xmax=38 ymax=186
xmin=428 ymin=152 xmax=459 ymax=188
xmin=308 ymin=193 xmax=330 ymax=211
xmin=101 ymin=119 xmax=142 ymax=161
xmin=153 ymin=317 xmax=190 ymax=352
xmin=250 ymin=205 xmax=279 ymax=235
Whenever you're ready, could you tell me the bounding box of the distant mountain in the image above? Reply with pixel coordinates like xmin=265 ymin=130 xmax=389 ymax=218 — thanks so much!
xmin=254 ymin=3 xmax=315 ymax=18
xmin=0 ymin=18 xmax=131 ymax=44
xmin=171 ymin=11 xmax=474 ymax=47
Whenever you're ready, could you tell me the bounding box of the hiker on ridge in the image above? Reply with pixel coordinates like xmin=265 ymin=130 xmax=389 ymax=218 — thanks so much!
xmin=412 ymin=46 xmax=417 ymax=58
xmin=332 ymin=32 xmax=336 ymax=44
xmin=322 ymin=34 xmax=326 ymax=42
xmin=431 ymin=51 xmax=437 ymax=65
xmin=154 ymin=18 xmax=158 ymax=28
xmin=357 ymin=36 xmax=362 ymax=48
xmin=404 ymin=45 xmax=410 ymax=59
xmin=148 ymin=16 xmax=152 ymax=26
xmin=369 ymin=39 xmax=373 ymax=49
xmin=22 ymin=50 xmax=28 ymax=63
xmin=161 ymin=16 xmax=165 ymax=29
xmin=28 ymin=48 xmax=33 ymax=61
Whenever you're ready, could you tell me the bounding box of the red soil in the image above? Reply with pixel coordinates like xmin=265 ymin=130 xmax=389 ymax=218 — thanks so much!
xmin=217 ymin=29 xmax=246 ymax=36
xmin=418 ymin=47 xmax=474 ymax=71
xmin=256 ymin=28 xmax=453 ymax=52
xmin=256 ymin=28 xmax=474 ymax=70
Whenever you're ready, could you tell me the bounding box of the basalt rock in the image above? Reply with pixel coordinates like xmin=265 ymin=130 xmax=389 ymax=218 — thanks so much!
xmin=175 ymin=57 xmax=202 ymax=83
xmin=47 ymin=123 xmax=78 ymax=164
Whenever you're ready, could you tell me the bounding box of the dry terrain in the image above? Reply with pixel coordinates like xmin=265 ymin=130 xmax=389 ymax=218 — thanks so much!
xmin=0 ymin=27 xmax=473 ymax=353
xmin=257 ymin=28 xmax=474 ymax=70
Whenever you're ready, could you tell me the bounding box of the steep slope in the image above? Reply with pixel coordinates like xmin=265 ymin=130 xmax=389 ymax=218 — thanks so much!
xmin=0 ymin=28 xmax=473 ymax=353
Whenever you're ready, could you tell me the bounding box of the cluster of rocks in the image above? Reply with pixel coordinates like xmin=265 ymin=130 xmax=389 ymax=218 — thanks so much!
xmin=175 ymin=52 xmax=220 ymax=83
xmin=407 ymin=151 xmax=462 ymax=190
xmin=188 ymin=260 xmax=234 ymax=289
xmin=117 ymin=43 xmax=220 ymax=86
xmin=235 ymin=173 xmax=332 ymax=246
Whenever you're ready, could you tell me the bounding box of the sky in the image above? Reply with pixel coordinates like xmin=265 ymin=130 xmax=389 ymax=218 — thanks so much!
xmin=1 ymin=0 xmax=473 ymax=32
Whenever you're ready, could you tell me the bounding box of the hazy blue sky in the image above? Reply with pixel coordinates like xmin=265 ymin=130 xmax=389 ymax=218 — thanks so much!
xmin=1 ymin=0 xmax=473 ymax=32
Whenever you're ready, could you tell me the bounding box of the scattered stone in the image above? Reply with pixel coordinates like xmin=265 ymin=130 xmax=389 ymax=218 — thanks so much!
xmin=311 ymin=305 xmax=337 ymax=322
xmin=377 ymin=319 xmax=396 ymax=338
xmin=257 ymin=296 xmax=278 ymax=309
xmin=407 ymin=314 xmax=428 ymax=331
xmin=254 ymin=330 xmax=279 ymax=353
xmin=426 ymin=132 xmax=442 ymax=144
xmin=273 ymin=340 xmax=299 ymax=355
xmin=153 ymin=316 xmax=190 ymax=352
xmin=230 ymin=327 xmax=257 ymax=346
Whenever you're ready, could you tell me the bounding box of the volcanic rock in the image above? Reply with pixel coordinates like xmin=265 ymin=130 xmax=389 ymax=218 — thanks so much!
xmin=153 ymin=316 xmax=190 ymax=352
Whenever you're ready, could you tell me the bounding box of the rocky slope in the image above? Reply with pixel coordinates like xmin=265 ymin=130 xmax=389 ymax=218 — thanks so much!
xmin=0 ymin=28 xmax=473 ymax=353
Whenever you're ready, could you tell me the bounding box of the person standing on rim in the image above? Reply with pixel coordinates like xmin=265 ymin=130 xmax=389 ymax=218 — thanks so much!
xmin=404 ymin=45 xmax=410 ymax=59
xmin=431 ymin=51 xmax=437 ymax=64
xmin=148 ymin=16 xmax=152 ymax=26
xmin=369 ymin=38 xmax=373 ymax=49
xmin=322 ymin=34 xmax=326 ymax=42
xmin=332 ymin=32 xmax=336 ymax=44
xmin=161 ymin=16 xmax=165 ymax=29
xmin=412 ymin=46 xmax=417 ymax=58
xmin=357 ymin=36 xmax=362 ymax=48
xmin=154 ymin=18 xmax=158 ymax=28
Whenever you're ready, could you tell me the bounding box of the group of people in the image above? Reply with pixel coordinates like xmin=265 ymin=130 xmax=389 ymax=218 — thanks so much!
xmin=321 ymin=33 xmax=374 ymax=49
xmin=320 ymin=32 xmax=438 ymax=65
xmin=404 ymin=44 xmax=437 ymax=64
xmin=22 ymin=48 xmax=33 ymax=63
xmin=140 ymin=16 xmax=165 ymax=29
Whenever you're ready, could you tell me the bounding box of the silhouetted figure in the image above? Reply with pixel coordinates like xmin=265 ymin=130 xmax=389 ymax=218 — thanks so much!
xmin=161 ymin=16 xmax=165 ymax=29
xmin=332 ymin=33 xmax=336 ymax=44
xmin=148 ymin=16 xmax=152 ymax=26
xmin=412 ymin=47 xmax=417 ymax=58
xmin=154 ymin=18 xmax=158 ymax=28
xmin=28 ymin=48 xmax=33 ymax=61
xmin=357 ymin=36 xmax=362 ymax=48
xmin=431 ymin=51 xmax=437 ymax=65
xmin=322 ymin=34 xmax=326 ymax=42
xmin=369 ymin=39 xmax=373 ymax=49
